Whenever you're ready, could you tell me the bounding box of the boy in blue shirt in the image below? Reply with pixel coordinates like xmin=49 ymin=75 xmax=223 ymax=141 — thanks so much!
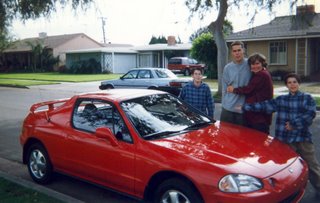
xmin=243 ymin=73 xmax=320 ymax=196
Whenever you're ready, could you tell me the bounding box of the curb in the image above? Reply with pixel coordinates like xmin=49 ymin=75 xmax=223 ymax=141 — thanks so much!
xmin=0 ymin=158 xmax=84 ymax=203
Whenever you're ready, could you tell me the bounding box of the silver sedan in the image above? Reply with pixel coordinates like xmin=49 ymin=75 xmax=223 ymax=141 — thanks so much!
xmin=99 ymin=68 xmax=191 ymax=96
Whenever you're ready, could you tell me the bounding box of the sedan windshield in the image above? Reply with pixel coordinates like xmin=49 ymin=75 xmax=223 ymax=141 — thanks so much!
xmin=120 ymin=94 xmax=212 ymax=139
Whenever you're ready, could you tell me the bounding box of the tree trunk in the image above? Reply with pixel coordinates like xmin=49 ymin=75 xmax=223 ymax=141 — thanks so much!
xmin=209 ymin=0 xmax=228 ymax=96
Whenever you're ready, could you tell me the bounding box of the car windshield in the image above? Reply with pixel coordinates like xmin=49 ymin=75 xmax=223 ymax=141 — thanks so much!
xmin=155 ymin=69 xmax=177 ymax=79
xmin=120 ymin=94 xmax=212 ymax=140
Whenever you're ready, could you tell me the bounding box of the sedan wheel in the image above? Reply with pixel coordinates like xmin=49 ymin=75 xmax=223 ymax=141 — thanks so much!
xmin=154 ymin=178 xmax=203 ymax=203
xmin=184 ymin=69 xmax=190 ymax=76
xmin=27 ymin=143 xmax=53 ymax=184
xmin=161 ymin=190 xmax=190 ymax=203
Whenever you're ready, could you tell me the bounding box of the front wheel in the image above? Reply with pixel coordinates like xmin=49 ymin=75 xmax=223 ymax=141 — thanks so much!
xmin=27 ymin=143 xmax=53 ymax=184
xmin=184 ymin=69 xmax=190 ymax=76
xmin=154 ymin=178 xmax=203 ymax=203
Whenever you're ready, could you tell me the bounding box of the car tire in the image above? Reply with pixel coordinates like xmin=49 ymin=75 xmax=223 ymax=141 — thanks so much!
xmin=153 ymin=178 xmax=204 ymax=203
xmin=105 ymin=84 xmax=114 ymax=89
xmin=184 ymin=69 xmax=190 ymax=76
xmin=27 ymin=143 xmax=53 ymax=184
xmin=100 ymin=84 xmax=114 ymax=90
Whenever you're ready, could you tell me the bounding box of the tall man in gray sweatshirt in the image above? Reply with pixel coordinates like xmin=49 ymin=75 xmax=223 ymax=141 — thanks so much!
xmin=220 ymin=41 xmax=251 ymax=126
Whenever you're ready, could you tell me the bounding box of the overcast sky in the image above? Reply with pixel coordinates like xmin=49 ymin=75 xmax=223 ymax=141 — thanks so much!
xmin=10 ymin=0 xmax=320 ymax=46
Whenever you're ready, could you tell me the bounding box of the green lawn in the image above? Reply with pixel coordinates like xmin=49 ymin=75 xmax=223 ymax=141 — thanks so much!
xmin=0 ymin=177 xmax=64 ymax=203
xmin=0 ymin=72 xmax=121 ymax=82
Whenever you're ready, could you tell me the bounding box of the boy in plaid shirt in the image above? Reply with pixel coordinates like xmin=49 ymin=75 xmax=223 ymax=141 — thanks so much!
xmin=243 ymin=73 xmax=320 ymax=196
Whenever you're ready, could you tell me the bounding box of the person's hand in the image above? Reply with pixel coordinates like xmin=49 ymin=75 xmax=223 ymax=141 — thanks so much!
xmin=234 ymin=105 xmax=242 ymax=111
xmin=227 ymin=85 xmax=234 ymax=93
xmin=285 ymin=121 xmax=293 ymax=131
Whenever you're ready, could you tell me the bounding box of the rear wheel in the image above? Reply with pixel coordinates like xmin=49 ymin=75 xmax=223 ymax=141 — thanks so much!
xmin=153 ymin=178 xmax=203 ymax=203
xmin=184 ymin=69 xmax=190 ymax=76
xmin=27 ymin=143 xmax=53 ymax=184
xmin=100 ymin=84 xmax=114 ymax=90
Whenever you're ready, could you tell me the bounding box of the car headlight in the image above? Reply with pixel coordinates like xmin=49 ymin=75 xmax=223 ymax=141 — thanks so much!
xmin=219 ymin=174 xmax=263 ymax=193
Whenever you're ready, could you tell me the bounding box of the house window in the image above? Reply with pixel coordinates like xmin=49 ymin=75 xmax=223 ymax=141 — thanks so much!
xmin=269 ymin=41 xmax=287 ymax=65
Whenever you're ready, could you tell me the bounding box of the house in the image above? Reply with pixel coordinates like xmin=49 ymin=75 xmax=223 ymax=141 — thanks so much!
xmin=226 ymin=4 xmax=320 ymax=79
xmin=65 ymin=46 xmax=138 ymax=74
xmin=65 ymin=36 xmax=193 ymax=73
xmin=1 ymin=33 xmax=102 ymax=71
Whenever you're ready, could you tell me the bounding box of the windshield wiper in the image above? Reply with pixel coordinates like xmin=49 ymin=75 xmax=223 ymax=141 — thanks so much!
xmin=184 ymin=121 xmax=212 ymax=131
xmin=144 ymin=130 xmax=181 ymax=140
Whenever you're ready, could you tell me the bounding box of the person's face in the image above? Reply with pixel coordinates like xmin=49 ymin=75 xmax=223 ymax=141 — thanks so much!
xmin=286 ymin=77 xmax=300 ymax=94
xmin=192 ymin=70 xmax=203 ymax=83
xmin=231 ymin=45 xmax=245 ymax=64
xmin=250 ymin=60 xmax=263 ymax=73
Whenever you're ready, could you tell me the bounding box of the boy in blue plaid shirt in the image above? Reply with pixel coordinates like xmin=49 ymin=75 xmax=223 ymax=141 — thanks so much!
xmin=179 ymin=68 xmax=214 ymax=119
xmin=243 ymin=73 xmax=320 ymax=196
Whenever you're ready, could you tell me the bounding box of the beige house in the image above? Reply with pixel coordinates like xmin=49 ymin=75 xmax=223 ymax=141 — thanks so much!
xmin=1 ymin=33 xmax=102 ymax=71
xmin=226 ymin=5 xmax=320 ymax=79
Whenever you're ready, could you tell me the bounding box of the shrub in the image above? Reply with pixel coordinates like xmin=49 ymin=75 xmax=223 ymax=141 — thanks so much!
xmin=68 ymin=58 xmax=101 ymax=74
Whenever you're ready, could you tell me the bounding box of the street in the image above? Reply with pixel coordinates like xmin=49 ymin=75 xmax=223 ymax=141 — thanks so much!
xmin=0 ymin=82 xmax=319 ymax=202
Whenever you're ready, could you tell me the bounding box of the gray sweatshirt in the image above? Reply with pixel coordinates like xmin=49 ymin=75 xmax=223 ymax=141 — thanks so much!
xmin=222 ymin=58 xmax=251 ymax=113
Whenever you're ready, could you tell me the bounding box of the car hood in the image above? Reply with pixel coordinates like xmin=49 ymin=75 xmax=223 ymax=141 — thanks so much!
xmin=150 ymin=121 xmax=299 ymax=178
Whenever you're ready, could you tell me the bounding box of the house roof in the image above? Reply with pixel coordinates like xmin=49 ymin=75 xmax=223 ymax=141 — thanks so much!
xmin=4 ymin=33 xmax=101 ymax=53
xmin=65 ymin=43 xmax=192 ymax=54
xmin=226 ymin=12 xmax=320 ymax=42
xmin=134 ymin=43 xmax=192 ymax=51
xmin=65 ymin=47 xmax=138 ymax=54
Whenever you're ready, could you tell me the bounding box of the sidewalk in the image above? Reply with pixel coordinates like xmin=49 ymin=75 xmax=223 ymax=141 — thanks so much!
xmin=0 ymin=157 xmax=83 ymax=203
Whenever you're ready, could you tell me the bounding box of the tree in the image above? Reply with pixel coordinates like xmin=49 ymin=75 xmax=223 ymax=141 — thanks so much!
xmin=190 ymin=33 xmax=217 ymax=79
xmin=149 ymin=35 xmax=167 ymax=44
xmin=0 ymin=0 xmax=93 ymax=35
xmin=185 ymin=0 xmax=298 ymax=94
xmin=26 ymin=41 xmax=59 ymax=72
xmin=189 ymin=20 xmax=233 ymax=42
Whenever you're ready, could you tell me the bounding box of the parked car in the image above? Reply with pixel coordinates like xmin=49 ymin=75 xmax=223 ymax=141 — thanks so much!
xmin=20 ymin=89 xmax=308 ymax=203
xmin=168 ymin=57 xmax=206 ymax=76
xmin=99 ymin=67 xmax=190 ymax=96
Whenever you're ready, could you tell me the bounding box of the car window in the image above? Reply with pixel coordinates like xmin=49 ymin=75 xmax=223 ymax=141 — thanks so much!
xmin=122 ymin=70 xmax=138 ymax=79
xmin=121 ymin=94 xmax=211 ymax=139
xmin=137 ymin=70 xmax=152 ymax=79
xmin=155 ymin=69 xmax=169 ymax=78
xmin=168 ymin=59 xmax=181 ymax=64
xmin=156 ymin=69 xmax=177 ymax=78
xmin=72 ymin=100 xmax=132 ymax=143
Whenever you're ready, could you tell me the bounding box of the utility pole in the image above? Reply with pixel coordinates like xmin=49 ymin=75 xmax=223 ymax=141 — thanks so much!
xmin=99 ymin=17 xmax=107 ymax=44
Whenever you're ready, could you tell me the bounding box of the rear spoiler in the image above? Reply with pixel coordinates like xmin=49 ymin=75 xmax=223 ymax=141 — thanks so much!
xmin=29 ymin=98 xmax=69 ymax=114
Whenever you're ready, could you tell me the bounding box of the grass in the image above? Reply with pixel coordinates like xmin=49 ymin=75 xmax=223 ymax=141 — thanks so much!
xmin=0 ymin=72 xmax=121 ymax=82
xmin=0 ymin=177 xmax=64 ymax=203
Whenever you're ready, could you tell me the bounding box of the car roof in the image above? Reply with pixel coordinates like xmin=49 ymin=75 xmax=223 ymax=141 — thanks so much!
xmin=76 ymin=89 xmax=166 ymax=102
xmin=170 ymin=57 xmax=189 ymax=59
xmin=129 ymin=67 xmax=166 ymax=71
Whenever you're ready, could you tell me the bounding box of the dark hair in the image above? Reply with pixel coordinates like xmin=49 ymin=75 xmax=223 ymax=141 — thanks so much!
xmin=231 ymin=41 xmax=244 ymax=49
xmin=248 ymin=53 xmax=268 ymax=68
xmin=191 ymin=67 xmax=203 ymax=75
xmin=284 ymin=73 xmax=301 ymax=84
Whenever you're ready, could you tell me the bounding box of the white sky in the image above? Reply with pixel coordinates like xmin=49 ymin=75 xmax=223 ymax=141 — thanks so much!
xmin=10 ymin=0 xmax=320 ymax=46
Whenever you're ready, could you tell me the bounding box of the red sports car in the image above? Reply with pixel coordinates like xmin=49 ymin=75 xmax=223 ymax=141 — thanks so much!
xmin=20 ymin=89 xmax=308 ymax=203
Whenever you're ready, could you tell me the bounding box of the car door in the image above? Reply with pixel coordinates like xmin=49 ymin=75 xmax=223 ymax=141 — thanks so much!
xmin=114 ymin=69 xmax=139 ymax=88
xmin=134 ymin=69 xmax=153 ymax=88
xmin=64 ymin=99 xmax=135 ymax=194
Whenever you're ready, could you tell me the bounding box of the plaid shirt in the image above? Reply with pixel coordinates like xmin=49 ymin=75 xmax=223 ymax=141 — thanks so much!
xmin=179 ymin=81 xmax=214 ymax=118
xmin=243 ymin=91 xmax=316 ymax=143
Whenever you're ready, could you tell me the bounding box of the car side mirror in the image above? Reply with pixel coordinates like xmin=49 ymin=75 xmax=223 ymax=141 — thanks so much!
xmin=95 ymin=127 xmax=119 ymax=146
